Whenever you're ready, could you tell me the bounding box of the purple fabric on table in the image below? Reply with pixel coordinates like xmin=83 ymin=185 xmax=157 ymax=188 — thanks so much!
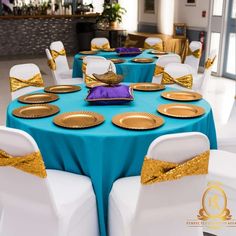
xmin=85 ymin=85 xmax=134 ymax=105
xmin=116 ymin=47 xmax=141 ymax=57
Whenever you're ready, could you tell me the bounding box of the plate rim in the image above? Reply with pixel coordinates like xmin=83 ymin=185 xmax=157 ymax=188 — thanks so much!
xmin=12 ymin=104 xmax=60 ymax=119
xmin=44 ymin=85 xmax=81 ymax=94
xmin=161 ymin=91 xmax=202 ymax=101
xmin=112 ymin=112 xmax=164 ymax=130
xmin=131 ymin=58 xmax=154 ymax=63
xmin=157 ymin=103 xmax=205 ymax=118
xmin=79 ymin=51 xmax=98 ymax=55
xmin=18 ymin=93 xmax=59 ymax=104
xmin=53 ymin=111 xmax=105 ymax=129
xmin=131 ymin=83 xmax=165 ymax=91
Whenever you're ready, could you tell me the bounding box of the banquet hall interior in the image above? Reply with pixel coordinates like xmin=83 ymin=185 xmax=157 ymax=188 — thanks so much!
xmin=0 ymin=0 xmax=236 ymax=236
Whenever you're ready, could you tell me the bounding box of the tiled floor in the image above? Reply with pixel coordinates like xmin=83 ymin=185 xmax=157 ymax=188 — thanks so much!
xmin=0 ymin=56 xmax=235 ymax=135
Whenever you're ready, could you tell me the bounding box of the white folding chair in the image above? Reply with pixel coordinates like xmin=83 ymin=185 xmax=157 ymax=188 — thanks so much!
xmin=144 ymin=37 xmax=163 ymax=51
xmin=108 ymin=132 xmax=209 ymax=236
xmin=85 ymin=60 xmax=116 ymax=85
xmin=163 ymin=62 xmax=199 ymax=91
xmin=9 ymin=63 xmax=44 ymax=100
xmin=48 ymin=41 xmax=83 ymax=85
xmin=184 ymin=41 xmax=202 ymax=74
xmin=152 ymin=54 xmax=181 ymax=83
xmin=82 ymin=56 xmax=107 ymax=80
xmin=91 ymin=37 xmax=110 ymax=51
xmin=0 ymin=126 xmax=99 ymax=236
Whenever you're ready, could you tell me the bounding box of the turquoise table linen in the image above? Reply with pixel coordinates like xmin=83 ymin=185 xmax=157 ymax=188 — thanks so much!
xmin=72 ymin=50 xmax=157 ymax=83
xmin=7 ymin=85 xmax=217 ymax=236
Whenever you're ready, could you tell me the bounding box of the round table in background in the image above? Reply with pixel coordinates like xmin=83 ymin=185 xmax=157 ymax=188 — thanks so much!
xmin=7 ymin=85 xmax=217 ymax=236
xmin=72 ymin=50 xmax=157 ymax=83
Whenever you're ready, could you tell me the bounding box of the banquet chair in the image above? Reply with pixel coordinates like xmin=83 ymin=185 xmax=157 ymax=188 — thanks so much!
xmin=152 ymin=54 xmax=181 ymax=83
xmin=144 ymin=37 xmax=163 ymax=51
xmin=0 ymin=126 xmax=99 ymax=236
xmin=48 ymin=41 xmax=83 ymax=85
xmin=85 ymin=60 xmax=116 ymax=86
xmin=82 ymin=55 xmax=107 ymax=80
xmin=199 ymin=50 xmax=217 ymax=94
xmin=9 ymin=63 xmax=45 ymax=100
xmin=91 ymin=37 xmax=110 ymax=51
xmin=184 ymin=41 xmax=202 ymax=74
xmin=162 ymin=62 xmax=199 ymax=91
xmin=108 ymin=132 xmax=209 ymax=236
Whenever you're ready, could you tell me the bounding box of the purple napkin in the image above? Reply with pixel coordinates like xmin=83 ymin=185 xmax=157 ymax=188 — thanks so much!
xmin=85 ymin=85 xmax=134 ymax=105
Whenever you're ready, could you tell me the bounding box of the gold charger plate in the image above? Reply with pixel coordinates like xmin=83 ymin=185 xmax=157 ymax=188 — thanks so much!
xmin=44 ymin=85 xmax=81 ymax=94
xmin=150 ymin=50 xmax=168 ymax=55
xmin=102 ymin=48 xmax=116 ymax=52
xmin=12 ymin=104 xmax=60 ymax=119
xmin=161 ymin=91 xmax=202 ymax=101
xmin=132 ymin=58 xmax=154 ymax=63
xmin=131 ymin=83 xmax=165 ymax=91
xmin=112 ymin=112 xmax=164 ymax=130
xmin=53 ymin=111 xmax=104 ymax=129
xmin=157 ymin=103 xmax=205 ymax=118
xmin=79 ymin=51 xmax=98 ymax=55
xmin=18 ymin=93 xmax=59 ymax=104
xmin=109 ymin=58 xmax=126 ymax=64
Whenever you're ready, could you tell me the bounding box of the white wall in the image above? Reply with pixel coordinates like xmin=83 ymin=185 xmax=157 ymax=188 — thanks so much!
xmin=138 ymin=0 xmax=159 ymax=24
xmin=174 ymin=0 xmax=210 ymax=29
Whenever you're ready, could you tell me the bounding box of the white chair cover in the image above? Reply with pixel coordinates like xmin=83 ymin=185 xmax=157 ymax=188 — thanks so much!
xmin=184 ymin=41 xmax=202 ymax=74
xmin=86 ymin=60 xmax=116 ymax=77
xmin=48 ymin=41 xmax=83 ymax=85
xmin=0 ymin=126 xmax=99 ymax=236
xmin=144 ymin=37 xmax=163 ymax=50
xmin=164 ymin=62 xmax=198 ymax=91
xmin=109 ymin=132 xmax=209 ymax=236
xmin=91 ymin=37 xmax=110 ymax=50
xmin=152 ymin=54 xmax=181 ymax=83
xmin=10 ymin=63 xmax=44 ymax=100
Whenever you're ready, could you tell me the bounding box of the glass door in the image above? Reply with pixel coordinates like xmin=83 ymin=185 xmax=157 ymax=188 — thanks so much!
xmin=223 ymin=0 xmax=236 ymax=79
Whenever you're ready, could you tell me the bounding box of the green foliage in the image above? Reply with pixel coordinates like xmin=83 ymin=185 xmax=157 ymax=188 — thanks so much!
xmin=100 ymin=1 xmax=126 ymax=23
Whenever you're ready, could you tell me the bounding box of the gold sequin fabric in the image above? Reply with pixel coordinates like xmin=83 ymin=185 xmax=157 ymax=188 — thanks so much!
xmin=49 ymin=49 xmax=66 ymax=71
xmin=144 ymin=42 xmax=164 ymax=51
xmin=91 ymin=42 xmax=110 ymax=51
xmin=204 ymin=56 xmax=216 ymax=69
xmin=161 ymin=71 xmax=193 ymax=89
xmin=48 ymin=59 xmax=56 ymax=71
xmin=141 ymin=150 xmax=210 ymax=185
xmin=154 ymin=65 xmax=164 ymax=76
xmin=187 ymin=47 xmax=202 ymax=59
xmin=10 ymin=73 xmax=45 ymax=92
xmin=0 ymin=149 xmax=47 ymax=178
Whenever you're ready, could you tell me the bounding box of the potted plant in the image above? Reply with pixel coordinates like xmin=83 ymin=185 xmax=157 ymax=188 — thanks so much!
xmin=100 ymin=1 xmax=126 ymax=28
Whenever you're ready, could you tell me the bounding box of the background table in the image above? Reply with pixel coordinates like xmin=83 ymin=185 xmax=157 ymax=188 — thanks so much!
xmin=7 ymin=85 xmax=217 ymax=236
xmin=72 ymin=50 xmax=157 ymax=83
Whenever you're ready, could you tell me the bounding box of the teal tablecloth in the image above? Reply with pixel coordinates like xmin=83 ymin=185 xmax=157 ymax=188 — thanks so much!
xmin=7 ymin=85 xmax=217 ymax=236
xmin=72 ymin=50 xmax=157 ymax=83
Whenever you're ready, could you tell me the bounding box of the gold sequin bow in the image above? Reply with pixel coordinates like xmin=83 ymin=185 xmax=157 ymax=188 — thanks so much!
xmin=205 ymin=56 xmax=216 ymax=69
xmin=187 ymin=47 xmax=202 ymax=59
xmin=141 ymin=150 xmax=210 ymax=185
xmin=91 ymin=42 xmax=110 ymax=51
xmin=144 ymin=42 xmax=164 ymax=51
xmin=0 ymin=149 xmax=47 ymax=178
xmin=154 ymin=65 xmax=164 ymax=76
xmin=10 ymin=73 xmax=45 ymax=92
xmin=48 ymin=49 xmax=66 ymax=70
xmin=82 ymin=62 xmax=87 ymax=74
xmin=161 ymin=71 xmax=193 ymax=89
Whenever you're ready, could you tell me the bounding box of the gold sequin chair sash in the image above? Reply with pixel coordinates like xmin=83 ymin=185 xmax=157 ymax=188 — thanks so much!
xmin=0 ymin=149 xmax=47 ymax=178
xmin=82 ymin=62 xmax=87 ymax=74
xmin=154 ymin=65 xmax=164 ymax=76
xmin=144 ymin=42 xmax=163 ymax=51
xmin=161 ymin=71 xmax=193 ymax=89
xmin=187 ymin=47 xmax=202 ymax=59
xmin=91 ymin=42 xmax=110 ymax=51
xmin=10 ymin=73 xmax=45 ymax=92
xmin=48 ymin=49 xmax=66 ymax=71
xmin=204 ymin=56 xmax=216 ymax=69
xmin=85 ymin=74 xmax=98 ymax=85
xmin=141 ymin=150 xmax=210 ymax=185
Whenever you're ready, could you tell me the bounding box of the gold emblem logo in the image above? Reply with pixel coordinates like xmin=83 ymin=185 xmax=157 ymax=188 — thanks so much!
xmin=198 ymin=182 xmax=232 ymax=221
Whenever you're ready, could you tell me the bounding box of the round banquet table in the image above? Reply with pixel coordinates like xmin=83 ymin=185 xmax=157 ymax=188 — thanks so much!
xmin=72 ymin=50 xmax=157 ymax=83
xmin=7 ymin=85 xmax=217 ymax=236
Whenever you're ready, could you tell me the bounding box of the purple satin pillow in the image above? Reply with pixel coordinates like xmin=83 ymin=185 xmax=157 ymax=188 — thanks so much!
xmin=116 ymin=47 xmax=141 ymax=57
xmin=85 ymin=85 xmax=134 ymax=105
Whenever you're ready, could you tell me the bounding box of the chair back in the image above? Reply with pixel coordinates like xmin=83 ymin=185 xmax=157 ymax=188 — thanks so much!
xmin=50 ymin=41 xmax=69 ymax=74
xmin=132 ymin=132 xmax=210 ymax=236
xmin=86 ymin=60 xmax=116 ymax=76
xmin=10 ymin=63 xmax=44 ymax=100
xmin=0 ymin=127 xmax=56 ymax=210
xmin=91 ymin=37 xmax=110 ymax=51
xmin=144 ymin=37 xmax=163 ymax=51
xmin=45 ymin=48 xmax=57 ymax=85
xmin=184 ymin=41 xmax=202 ymax=73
